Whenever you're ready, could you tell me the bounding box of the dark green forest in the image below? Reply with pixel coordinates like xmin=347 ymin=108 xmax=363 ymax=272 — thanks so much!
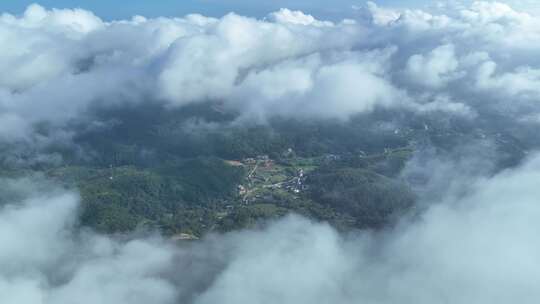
xmin=0 ymin=102 xmax=528 ymax=237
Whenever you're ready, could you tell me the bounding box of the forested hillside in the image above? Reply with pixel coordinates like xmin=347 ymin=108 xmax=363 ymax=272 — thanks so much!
xmin=0 ymin=102 xmax=528 ymax=237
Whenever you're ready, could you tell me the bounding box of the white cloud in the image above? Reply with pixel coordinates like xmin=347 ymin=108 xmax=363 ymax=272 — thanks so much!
xmin=405 ymin=44 xmax=461 ymax=88
xmin=268 ymin=8 xmax=334 ymax=26
xmin=365 ymin=1 xmax=401 ymax=25
xmin=476 ymin=61 xmax=540 ymax=99
xmin=1 ymin=1 xmax=540 ymax=147
xmin=0 ymin=179 xmax=178 ymax=304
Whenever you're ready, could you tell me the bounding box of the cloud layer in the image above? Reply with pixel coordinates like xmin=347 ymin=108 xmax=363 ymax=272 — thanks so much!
xmin=3 ymin=1 xmax=540 ymax=145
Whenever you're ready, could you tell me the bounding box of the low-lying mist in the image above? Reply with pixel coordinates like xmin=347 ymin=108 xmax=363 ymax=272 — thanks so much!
xmin=2 ymin=152 xmax=540 ymax=303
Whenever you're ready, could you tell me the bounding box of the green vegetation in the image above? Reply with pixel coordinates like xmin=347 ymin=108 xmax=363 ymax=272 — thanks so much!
xmin=4 ymin=103 xmax=526 ymax=237
xmin=46 ymin=158 xmax=245 ymax=234
xmin=36 ymin=146 xmax=415 ymax=236
xmin=308 ymin=167 xmax=414 ymax=229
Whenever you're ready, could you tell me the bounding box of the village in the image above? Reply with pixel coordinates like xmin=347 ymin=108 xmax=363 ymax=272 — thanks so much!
xmin=226 ymin=152 xmax=312 ymax=205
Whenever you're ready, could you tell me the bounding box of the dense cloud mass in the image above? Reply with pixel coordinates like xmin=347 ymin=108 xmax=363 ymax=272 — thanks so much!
xmin=2 ymin=1 xmax=540 ymax=144
xmin=1 ymin=153 xmax=540 ymax=303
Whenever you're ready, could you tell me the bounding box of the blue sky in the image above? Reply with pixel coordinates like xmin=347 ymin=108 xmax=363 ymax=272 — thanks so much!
xmin=0 ymin=0 xmax=429 ymax=20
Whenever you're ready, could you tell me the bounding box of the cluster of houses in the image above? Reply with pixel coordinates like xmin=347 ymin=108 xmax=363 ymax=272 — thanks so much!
xmin=243 ymin=155 xmax=274 ymax=168
xmin=234 ymin=154 xmax=309 ymax=202
xmin=285 ymin=169 xmax=306 ymax=194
